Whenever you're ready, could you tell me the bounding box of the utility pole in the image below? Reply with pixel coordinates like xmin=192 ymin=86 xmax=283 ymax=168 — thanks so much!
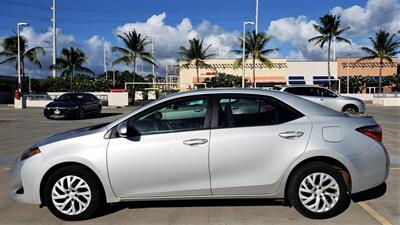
xmin=255 ymin=0 xmax=259 ymax=34
xmin=51 ymin=0 xmax=56 ymax=78
xmin=151 ymin=37 xmax=156 ymax=84
xmin=165 ymin=58 xmax=168 ymax=90
xmin=242 ymin=22 xmax=254 ymax=88
xmin=104 ymin=42 xmax=108 ymax=80
xmin=346 ymin=53 xmax=350 ymax=94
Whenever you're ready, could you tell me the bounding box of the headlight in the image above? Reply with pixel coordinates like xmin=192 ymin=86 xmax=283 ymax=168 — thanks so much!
xmin=20 ymin=146 xmax=41 ymax=161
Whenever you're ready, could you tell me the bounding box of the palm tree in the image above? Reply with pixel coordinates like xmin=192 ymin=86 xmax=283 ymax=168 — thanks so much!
xmin=309 ymin=14 xmax=351 ymax=88
xmin=50 ymin=47 xmax=94 ymax=88
xmin=0 ymin=35 xmax=45 ymax=76
xmin=357 ymin=30 xmax=400 ymax=93
xmin=112 ymin=30 xmax=156 ymax=87
xmin=232 ymin=30 xmax=278 ymax=87
xmin=179 ymin=38 xmax=215 ymax=84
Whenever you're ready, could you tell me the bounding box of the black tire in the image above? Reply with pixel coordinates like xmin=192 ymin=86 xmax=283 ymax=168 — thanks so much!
xmin=44 ymin=165 xmax=103 ymax=221
xmin=287 ymin=162 xmax=350 ymax=219
xmin=77 ymin=108 xmax=85 ymax=119
xmin=96 ymin=107 xmax=101 ymax=117
xmin=342 ymin=105 xmax=359 ymax=114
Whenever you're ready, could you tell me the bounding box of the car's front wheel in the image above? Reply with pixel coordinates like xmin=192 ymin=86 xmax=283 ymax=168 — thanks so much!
xmin=342 ymin=105 xmax=359 ymax=114
xmin=287 ymin=162 xmax=350 ymax=219
xmin=44 ymin=165 xmax=103 ymax=221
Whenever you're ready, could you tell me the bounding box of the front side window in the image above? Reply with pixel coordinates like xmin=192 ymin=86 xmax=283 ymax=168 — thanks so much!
xmin=218 ymin=95 xmax=303 ymax=128
xmin=127 ymin=97 xmax=209 ymax=135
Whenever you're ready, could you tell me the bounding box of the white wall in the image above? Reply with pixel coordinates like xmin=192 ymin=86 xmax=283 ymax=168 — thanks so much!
xmin=287 ymin=62 xmax=338 ymax=84
xmin=23 ymin=92 xmax=129 ymax=108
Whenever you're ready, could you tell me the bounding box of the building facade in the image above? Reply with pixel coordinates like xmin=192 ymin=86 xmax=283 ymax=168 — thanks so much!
xmin=179 ymin=57 xmax=398 ymax=91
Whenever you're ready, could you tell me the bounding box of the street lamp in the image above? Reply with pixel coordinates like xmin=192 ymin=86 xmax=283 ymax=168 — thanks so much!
xmin=346 ymin=53 xmax=351 ymax=94
xmin=242 ymin=21 xmax=254 ymax=88
xmin=17 ymin=22 xmax=29 ymax=93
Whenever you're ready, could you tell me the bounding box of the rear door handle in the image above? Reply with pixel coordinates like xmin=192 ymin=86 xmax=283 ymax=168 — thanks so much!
xmin=183 ymin=138 xmax=208 ymax=146
xmin=279 ymin=131 xmax=304 ymax=139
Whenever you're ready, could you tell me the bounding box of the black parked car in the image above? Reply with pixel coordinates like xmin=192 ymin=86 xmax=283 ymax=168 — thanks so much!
xmin=44 ymin=93 xmax=102 ymax=119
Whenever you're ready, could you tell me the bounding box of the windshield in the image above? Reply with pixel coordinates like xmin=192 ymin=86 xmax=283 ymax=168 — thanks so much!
xmin=56 ymin=94 xmax=85 ymax=102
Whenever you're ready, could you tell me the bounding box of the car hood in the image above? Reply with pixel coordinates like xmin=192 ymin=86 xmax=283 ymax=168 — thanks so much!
xmin=339 ymin=96 xmax=363 ymax=102
xmin=36 ymin=123 xmax=109 ymax=147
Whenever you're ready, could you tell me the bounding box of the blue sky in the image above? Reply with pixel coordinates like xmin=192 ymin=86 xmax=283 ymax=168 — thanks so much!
xmin=0 ymin=0 xmax=399 ymax=77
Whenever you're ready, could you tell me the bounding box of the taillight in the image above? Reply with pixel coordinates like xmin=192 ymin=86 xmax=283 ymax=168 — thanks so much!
xmin=356 ymin=125 xmax=382 ymax=142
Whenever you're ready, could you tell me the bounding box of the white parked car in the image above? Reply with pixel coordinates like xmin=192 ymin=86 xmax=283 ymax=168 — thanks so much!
xmin=280 ymin=86 xmax=365 ymax=113
xmin=11 ymin=89 xmax=389 ymax=220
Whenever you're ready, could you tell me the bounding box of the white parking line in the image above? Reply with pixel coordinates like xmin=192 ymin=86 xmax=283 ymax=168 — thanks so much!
xmin=358 ymin=202 xmax=392 ymax=225
xmin=1 ymin=167 xmax=11 ymax=171
xmin=390 ymin=168 xmax=400 ymax=171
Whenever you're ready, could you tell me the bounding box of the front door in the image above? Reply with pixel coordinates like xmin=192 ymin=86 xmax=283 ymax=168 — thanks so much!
xmin=107 ymin=96 xmax=212 ymax=198
xmin=209 ymin=94 xmax=312 ymax=195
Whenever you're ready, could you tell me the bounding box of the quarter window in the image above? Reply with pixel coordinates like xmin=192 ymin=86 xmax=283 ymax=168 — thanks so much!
xmin=127 ymin=97 xmax=209 ymax=135
xmin=217 ymin=96 xmax=303 ymax=128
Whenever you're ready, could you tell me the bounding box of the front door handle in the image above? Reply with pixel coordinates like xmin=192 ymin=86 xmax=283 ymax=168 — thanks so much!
xmin=183 ymin=138 xmax=208 ymax=146
xmin=279 ymin=131 xmax=304 ymax=139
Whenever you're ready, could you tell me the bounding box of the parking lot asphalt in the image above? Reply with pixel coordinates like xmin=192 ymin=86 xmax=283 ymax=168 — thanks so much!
xmin=0 ymin=105 xmax=399 ymax=225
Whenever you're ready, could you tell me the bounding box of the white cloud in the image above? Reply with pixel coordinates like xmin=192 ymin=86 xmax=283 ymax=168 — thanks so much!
xmin=113 ymin=13 xmax=239 ymax=74
xmin=267 ymin=0 xmax=400 ymax=61
xmin=330 ymin=0 xmax=400 ymax=36
xmin=0 ymin=27 xmax=76 ymax=78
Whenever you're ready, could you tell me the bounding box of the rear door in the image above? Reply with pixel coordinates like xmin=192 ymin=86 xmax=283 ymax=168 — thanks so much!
xmin=209 ymin=94 xmax=312 ymax=195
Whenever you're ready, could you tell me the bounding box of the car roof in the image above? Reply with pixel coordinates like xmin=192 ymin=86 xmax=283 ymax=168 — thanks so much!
xmin=106 ymin=88 xmax=344 ymax=129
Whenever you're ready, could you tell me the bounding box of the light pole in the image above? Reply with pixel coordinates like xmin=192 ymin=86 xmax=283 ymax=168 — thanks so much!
xmin=242 ymin=22 xmax=254 ymax=88
xmin=17 ymin=22 xmax=29 ymax=93
xmin=346 ymin=53 xmax=351 ymax=94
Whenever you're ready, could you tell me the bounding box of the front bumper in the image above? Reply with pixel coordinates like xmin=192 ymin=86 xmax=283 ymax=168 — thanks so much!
xmin=11 ymin=154 xmax=45 ymax=204
xmin=44 ymin=107 xmax=78 ymax=118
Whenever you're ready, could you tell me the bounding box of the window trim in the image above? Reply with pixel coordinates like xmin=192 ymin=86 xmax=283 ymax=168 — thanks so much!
xmin=110 ymin=94 xmax=214 ymax=138
xmin=211 ymin=93 xmax=304 ymax=130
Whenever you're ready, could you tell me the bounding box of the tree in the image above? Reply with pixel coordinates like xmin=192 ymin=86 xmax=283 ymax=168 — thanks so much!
xmin=112 ymin=30 xmax=156 ymax=91
xmin=309 ymin=14 xmax=351 ymax=88
xmin=231 ymin=30 xmax=278 ymax=87
xmin=0 ymin=35 xmax=45 ymax=76
xmin=357 ymin=30 xmax=400 ymax=93
xmin=50 ymin=47 xmax=94 ymax=90
xmin=179 ymin=38 xmax=215 ymax=85
xmin=204 ymin=73 xmax=246 ymax=88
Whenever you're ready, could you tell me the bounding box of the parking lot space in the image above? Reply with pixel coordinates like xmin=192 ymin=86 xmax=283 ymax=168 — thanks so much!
xmin=0 ymin=105 xmax=398 ymax=225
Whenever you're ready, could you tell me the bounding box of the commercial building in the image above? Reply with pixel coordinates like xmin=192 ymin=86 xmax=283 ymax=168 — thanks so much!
xmin=178 ymin=58 xmax=398 ymax=92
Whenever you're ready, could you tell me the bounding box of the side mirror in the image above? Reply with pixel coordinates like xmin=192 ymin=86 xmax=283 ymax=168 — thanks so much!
xmin=116 ymin=122 xmax=128 ymax=138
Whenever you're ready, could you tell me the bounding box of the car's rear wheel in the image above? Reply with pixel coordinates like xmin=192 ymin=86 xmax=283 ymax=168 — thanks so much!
xmin=96 ymin=107 xmax=101 ymax=117
xmin=77 ymin=108 xmax=85 ymax=119
xmin=44 ymin=165 xmax=103 ymax=221
xmin=287 ymin=162 xmax=350 ymax=219
xmin=342 ymin=105 xmax=358 ymax=114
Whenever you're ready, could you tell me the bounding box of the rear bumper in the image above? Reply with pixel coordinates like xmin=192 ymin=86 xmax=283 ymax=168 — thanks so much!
xmin=348 ymin=142 xmax=390 ymax=194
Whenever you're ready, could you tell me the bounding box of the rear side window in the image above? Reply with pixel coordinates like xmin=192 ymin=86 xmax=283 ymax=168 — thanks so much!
xmin=217 ymin=95 xmax=303 ymax=128
xmin=284 ymin=87 xmax=312 ymax=96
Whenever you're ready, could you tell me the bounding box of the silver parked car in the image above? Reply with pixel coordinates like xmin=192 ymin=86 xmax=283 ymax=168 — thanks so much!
xmin=280 ymin=86 xmax=365 ymax=113
xmin=11 ymin=89 xmax=389 ymax=220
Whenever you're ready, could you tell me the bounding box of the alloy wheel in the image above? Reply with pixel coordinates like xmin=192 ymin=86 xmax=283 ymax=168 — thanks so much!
xmin=298 ymin=172 xmax=340 ymax=213
xmin=51 ymin=175 xmax=92 ymax=215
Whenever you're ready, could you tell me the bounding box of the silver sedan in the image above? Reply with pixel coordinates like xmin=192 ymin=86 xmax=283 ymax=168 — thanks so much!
xmin=280 ymin=86 xmax=365 ymax=113
xmin=11 ymin=89 xmax=389 ymax=220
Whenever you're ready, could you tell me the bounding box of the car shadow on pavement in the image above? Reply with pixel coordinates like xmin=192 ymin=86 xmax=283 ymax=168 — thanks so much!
xmin=351 ymin=182 xmax=387 ymax=202
xmin=95 ymin=199 xmax=284 ymax=219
